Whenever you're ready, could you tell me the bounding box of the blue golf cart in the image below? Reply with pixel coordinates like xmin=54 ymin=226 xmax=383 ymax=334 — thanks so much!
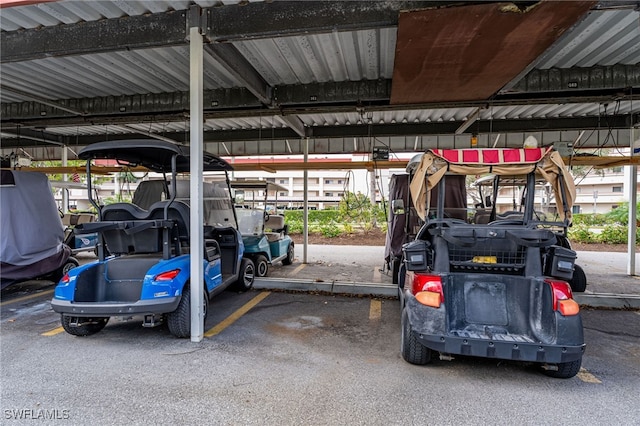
xmin=231 ymin=180 xmax=295 ymax=277
xmin=51 ymin=140 xmax=255 ymax=338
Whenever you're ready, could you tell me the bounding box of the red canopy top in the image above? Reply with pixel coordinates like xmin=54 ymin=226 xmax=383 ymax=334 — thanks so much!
xmin=429 ymin=147 xmax=552 ymax=165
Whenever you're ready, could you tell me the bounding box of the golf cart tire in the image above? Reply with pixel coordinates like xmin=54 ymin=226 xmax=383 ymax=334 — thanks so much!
xmin=282 ymin=242 xmax=295 ymax=265
xmin=233 ymin=258 xmax=255 ymax=292
xmin=61 ymin=315 xmax=109 ymax=336
xmin=254 ymin=255 xmax=269 ymax=277
xmin=401 ymin=308 xmax=432 ymax=365
xmin=542 ymin=358 xmax=582 ymax=379
xmin=167 ymin=287 xmax=208 ymax=339
xmin=53 ymin=257 xmax=79 ymax=282
xmin=569 ymin=264 xmax=587 ymax=293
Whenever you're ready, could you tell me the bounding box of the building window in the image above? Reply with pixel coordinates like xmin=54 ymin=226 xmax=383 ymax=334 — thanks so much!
xmin=324 ymin=192 xmax=334 ymax=197
xmin=279 ymin=179 xmax=287 ymax=185
xmin=279 ymin=191 xmax=287 ymax=197
xmin=572 ymin=205 xmax=581 ymax=214
xmin=325 ymin=179 xmax=333 ymax=185
xmin=612 ymin=186 xmax=622 ymax=193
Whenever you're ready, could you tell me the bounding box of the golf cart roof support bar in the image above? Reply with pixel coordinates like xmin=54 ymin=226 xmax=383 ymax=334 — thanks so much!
xmin=524 ymin=172 xmax=535 ymax=224
xmin=85 ymin=159 xmax=106 ymax=260
xmin=162 ymin=154 xmax=178 ymax=260
xmin=437 ymin=175 xmax=446 ymax=220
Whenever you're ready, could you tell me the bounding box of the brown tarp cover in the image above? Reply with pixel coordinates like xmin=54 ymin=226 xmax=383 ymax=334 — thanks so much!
xmin=410 ymin=147 xmax=576 ymax=222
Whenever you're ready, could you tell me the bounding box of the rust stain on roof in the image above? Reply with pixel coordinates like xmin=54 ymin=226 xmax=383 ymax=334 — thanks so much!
xmin=390 ymin=1 xmax=595 ymax=104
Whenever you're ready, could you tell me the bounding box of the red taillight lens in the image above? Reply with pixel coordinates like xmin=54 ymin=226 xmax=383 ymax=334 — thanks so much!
xmin=546 ymin=279 xmax=579 ymax=316
xmin=154 ymin=269 xmax=181 ymax=281
xmin=411 ymin=273 xmax=444 ymax=308
xmin=60 ymin=274 xmax=70 ymax=284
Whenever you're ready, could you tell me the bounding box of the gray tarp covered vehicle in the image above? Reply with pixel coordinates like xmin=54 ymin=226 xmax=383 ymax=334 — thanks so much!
xmin=399 ymin=147 xmax=584 ymax=378
xmin=1 ymin=170 xmax=78 ymax=288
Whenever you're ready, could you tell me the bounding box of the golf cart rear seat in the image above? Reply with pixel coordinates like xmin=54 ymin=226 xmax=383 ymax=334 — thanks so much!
xmin=264 ymin=214 xmax=285 ymax=242
xmin=90 ymin=201 xmax=190 ymax=255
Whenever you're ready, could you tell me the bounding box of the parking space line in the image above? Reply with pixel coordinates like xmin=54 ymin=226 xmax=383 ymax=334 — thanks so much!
xmin=41 ymin=326 xmax=65 ymax=337
xmin=290 ymin=263 xmax=306 ymax=276
xmin=369 ymin=299 xmax=382 ymax=320
xmin=204 ymin=291 xmax=271 ymax=338
xmin=1 ymin=289 xmax=54 ymax=307
xmin=372 ymin=267 xmax=381 ymax=282
xmin=577 ymin=368 xmax=602 ymax=384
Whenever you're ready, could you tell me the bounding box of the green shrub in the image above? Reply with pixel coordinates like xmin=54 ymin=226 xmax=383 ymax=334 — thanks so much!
xmin=604 ymin=202 xmax=640 ymax=226
xmin=567 ymin=224 xmax=595 ymax=243
xmin=343 ymin=223 xmax=355 ymax=234
xmin=287 ymin=219 xmax=303 ymax=234
xmin=572 ymin=213 xmax=607 ymax=227
xmin=320 ymin=222 xmax=342 ymax=238
xmin=598 ymin=224 xmax=631 ymax=244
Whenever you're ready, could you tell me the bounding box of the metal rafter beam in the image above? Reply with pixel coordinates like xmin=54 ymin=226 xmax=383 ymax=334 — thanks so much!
xmin=206 ymin=1 xmax=446 ymax=42
xmin=3 ymin=114 xmax=631 ymax=150
xmin=0 ymin=10 xmax=189 ymax=63
xmin=0 ymin=1 xmax=439 ymax=63
xmin=203 ymin=44 xmax=272 ymax=106
xmin=4 ymin=82 xmax=639 ymax=128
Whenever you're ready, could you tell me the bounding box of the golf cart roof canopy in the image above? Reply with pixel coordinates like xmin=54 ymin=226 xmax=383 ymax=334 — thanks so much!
xmin=230 ymin=180 xmax=288 ymax=193
xmin=410 ymin=147 xmax=576 ymax=221
xmin=78 ymin=140 xmax=233 ymax=173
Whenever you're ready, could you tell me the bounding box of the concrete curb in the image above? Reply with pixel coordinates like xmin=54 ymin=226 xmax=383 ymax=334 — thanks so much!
xmin=574 ymin=293 xmax=640 ymax=309
xmin=254 ymin=278 xmax=397 ymax=298
xmin=255 ymin=278 xmax=640 ymax=309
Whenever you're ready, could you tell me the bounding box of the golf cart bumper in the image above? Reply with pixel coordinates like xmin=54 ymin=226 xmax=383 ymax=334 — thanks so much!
xmin=406 ymin=296 xmax=585 ymax=364
xmin=51 ymin=297 xmax=181 ymax=317
xmin=415 ymin=333 xmax=585 ymax=364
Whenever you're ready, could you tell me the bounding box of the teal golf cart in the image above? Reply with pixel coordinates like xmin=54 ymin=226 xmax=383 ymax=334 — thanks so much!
xmin=231 ymin=180 xmax=295 ymax=277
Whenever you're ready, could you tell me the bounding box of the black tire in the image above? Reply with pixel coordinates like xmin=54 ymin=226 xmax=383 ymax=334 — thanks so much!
xmin=233 ymin=258 xmax=255 ymax=292
xmin=569 ymin=264 xmax=587 ymax=293
xmin=391 ymin=257 xmax=401 ymax=285
xmin=542 ymin=358 xmax=582 ymax=379
xmin=401 ymin=308 xmax=432 ymax=365
xmin=167 ymin=287 xmax=209 ymax=338
xmin=282 ymin=242 xmax=295 ymax=265
xmin=53 ymin=257 xmax=79 ymax=282
xmin=61 ymin=315 xmax=109 ymax=336
xmin=254 ymin=255 xmax=269 ymax=277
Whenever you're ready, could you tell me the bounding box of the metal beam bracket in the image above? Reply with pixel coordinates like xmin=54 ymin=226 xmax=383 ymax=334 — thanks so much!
xmin=187 ymin=5 xmax=211 ymax=40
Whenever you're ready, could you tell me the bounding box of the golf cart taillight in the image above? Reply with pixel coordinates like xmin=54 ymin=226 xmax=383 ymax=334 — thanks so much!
xmin=60 ymin=274 xmax=70 ymax=284
xmin=411 ymin=273 xmax=444 ymax=308
xmin=546 ymin=279 xmax=580 ymax=316
xmin=154 ymin=269 xmax=181 ymax=281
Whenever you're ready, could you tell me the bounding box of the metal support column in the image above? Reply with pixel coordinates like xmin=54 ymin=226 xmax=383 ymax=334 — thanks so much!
xmin=189 ymin=25 xmax=205 ymax=342
xmin=628 ymin=165 xmax=637 ymax=276
xmin=61 ymin=147 xmax=68 ymax=212
xmin=303 ymin=137 xmax=309 ymax=264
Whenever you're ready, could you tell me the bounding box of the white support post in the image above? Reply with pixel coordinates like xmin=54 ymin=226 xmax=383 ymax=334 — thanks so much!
xmin=303 ymin=137 xmax=309 ymax=264
xmin=62 ymin=147 xmax=69 ymax=212
xmin=628 ymin=165 xmax=637 ymax=276
xmin=189 ymin=26 xmax=205 ymax=342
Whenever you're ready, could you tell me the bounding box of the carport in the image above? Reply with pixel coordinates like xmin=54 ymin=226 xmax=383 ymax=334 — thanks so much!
xmin=1 ymin=0 xmax=639 ymax=341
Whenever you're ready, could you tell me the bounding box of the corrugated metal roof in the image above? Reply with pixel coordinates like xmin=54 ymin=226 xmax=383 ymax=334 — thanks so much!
xmin=235 ymin=28 xmax=397 ymax=85
xmin=0 ymin=46 xmax=248 ymax=101
xmin=537 ymin=9 xmax=640 ymax=68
